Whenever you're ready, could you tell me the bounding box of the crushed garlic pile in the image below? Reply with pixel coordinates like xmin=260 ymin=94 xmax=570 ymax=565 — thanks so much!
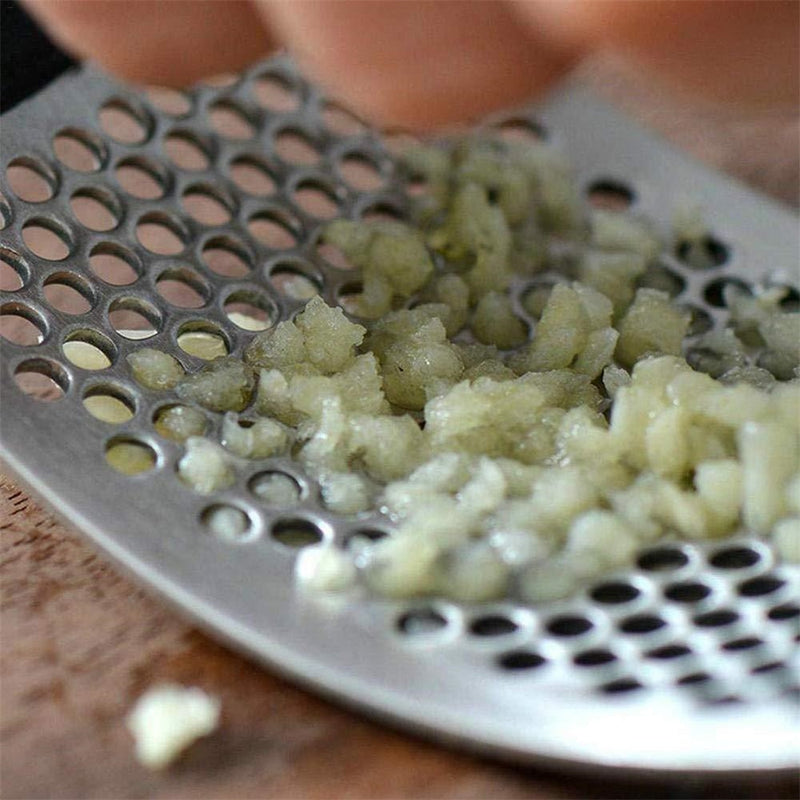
xmin=126 ymin=133 xmax=800 ymax=602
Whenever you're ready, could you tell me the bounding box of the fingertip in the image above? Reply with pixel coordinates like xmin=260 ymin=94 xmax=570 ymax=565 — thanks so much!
xmin=261 ymin=0 xmax=580 ymax=131
xmin=22 ymin=0 xmax=274 ymax=88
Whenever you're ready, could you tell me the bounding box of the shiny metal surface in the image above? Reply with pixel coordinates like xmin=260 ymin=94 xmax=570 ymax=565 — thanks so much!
xmin=1 ymin=58 xmax=798 ymax=777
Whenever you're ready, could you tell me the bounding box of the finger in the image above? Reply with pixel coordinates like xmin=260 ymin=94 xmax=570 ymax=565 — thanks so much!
xmin=259 ymin=0 xmax=580 ymax=129
xmin=22 ymin=0 xmax=275 ymax=87
xmin=518 ymin=0 xmax=799 ymax=107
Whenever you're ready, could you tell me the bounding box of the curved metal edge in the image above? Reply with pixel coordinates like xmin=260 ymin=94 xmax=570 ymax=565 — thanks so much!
xmin=2 ymin=445 xmax=797 ymax=782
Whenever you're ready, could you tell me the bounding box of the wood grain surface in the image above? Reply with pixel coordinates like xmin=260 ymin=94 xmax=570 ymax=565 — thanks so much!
xmin=1 ymin=55 xmax=798 ymax=799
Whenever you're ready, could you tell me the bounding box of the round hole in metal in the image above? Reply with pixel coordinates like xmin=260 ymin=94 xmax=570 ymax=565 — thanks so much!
xmin=497 ymin=650 xmax=547 ymax=671
xmin=252 ymin=72 xmax=300 ymax=111
xmin=339 ymin=154 xmax=385 ymax=191
xmin=43 ymin=273 xmax=95 ymax=315
xmin=6 ymin=156 xmax=56 ymax=203
xmin=336 ymin=282 xmax=363 ymax=316
xmin=469 ymin=615 xmax=518 ymax=637
xmin=316 ymin=240 xmax=356 ymax=271
xmin=586 ymin=179 xmax=635 ymax=212
xmin=681 ymin=304 xmax=715 ymax=337
xmin=269 ymin=262 xmax=321 ymax=301
xmin=108 ymin=297 xmax=161 ymax=340
xmin=99 ymin=98 xmax=152 ymax=145
xmin=223 ymin=290 xmax=276 ymax=332
xmin=644 ymin=644 xmax=692 ymax=660
xmin=209 ymin=101 xmax=255 ymax=140
xmin=573 ymin=649 xmax=617 ymax=667
xmin=619 ymin=615 xmax=666 ymax=635
xmin=637 ymin=546 xmax=689 ymax=572
xmin=274 ymin=129 xmax=319 ymax=165
xmin=293 ymin=180 xmax=340 ymax=219
xmin=397 ymin=608 xmax=449 ymax=636
xmin=709 ymin=695 xmax=744 ymax=708
xmin=136 ymin=213 xmax=187 ymax=255
xmin=69 ymin=187 xmax=120 ymax=231
xmin=271 ymin=518 xmax=324 ymax=548
xmin=737 ymin=574 xmax=785 ymax=597
xmin=703 ymin=277 xmax=751 ymax=308
xmin=722 ymin=636 xmax=763 ymax=652
xmin=358 ymin=200 xmax=405 ymax=223
xmin=182 ymin=183 xmax=233 ymax=226
xmin=664 ymin=581 xmax=712 ymax=603
xmin=155 ymin=267 xmax=210 ymax=308
xmin=201 ymin=73 xmax=239 ymax=89
xmin=343 ymin=528 xmax=388 ymax=549
xmin=202 ymin=236 xmax=253 ymax=278
xmin=0 ymin=304 xmax=46 ymax=346
xmin=751 ymin=661 xmax=785 ymax=675
xmin=163 ymin=129 xmax=211 ymax=171
xmin=248 ymin=210 xmax=300 ymax=250
xmin=774 ymin=284 xmax=800 ymax=312
xmin=146 ymin=86 xmax=192 ymax=117
xmin=249 ymin=471 xmax=303 ymax=506
xmin=105 ymin=436 xmax=157 ymax=475
xmin=686 ymin=343 xmax=734 ymax=380
xmin=152 ymin=404 xmax=208 ymax=442
xmin=590 ymin=581 xmax=640 ymax=604
xmin=677 ymin=672 xmax=713 ymax=686
xmin=768 ymin=603 xmax=800 ymax=621
xmin=229 ymin=155 xmax=276 ymax=196
xmin=709 ymin=545 xmax=761 ymax=569
xmin=496 ymin=117 xmax=547 ymax=143
xmin=636 ymin=263 xmax=686 ymax=297
xmin=675 ymin=235 xmax=729 ymax=270
xmin=405 ymin=176 xmax=430 ymax=199
xmin=599 ymin=678 xmax=642 ymax=695
xmin=89 ymin=242 xmax=141 ymax=286
xmin=176 ymin=322 xmax=230 ymax=360
xmin=693 ymin=609 xmax=739 ymax=628
xmin=321 ymin=101 xmax=368 ymax=137
xmin=83 ymin=384 xmax=135 ymax=424
xmin=201 ymin=504 xmax=254 ymax=543
xmin=21 ymin=218 xmax=72 ymax=261
xmin=0 ymin=248 xmax=29 ymax=291
xmin=13 ymin=358 xmax=69 ymax=401
xmin=115 ymin=156 xmax=168 ymax=200
xmin=52 ymin=127 xmax=106 ymax=172
xmin=62 ymin=329 xmax=116 ymax=370
xmin=546 ymin=614 xmax=593 ymax=637
xmin=756 ymin=348 xmax=797 ymax=382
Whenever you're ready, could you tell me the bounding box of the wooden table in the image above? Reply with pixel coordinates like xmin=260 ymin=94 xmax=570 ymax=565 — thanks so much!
xmin=2 ymin=56 xmax=797 ymax=799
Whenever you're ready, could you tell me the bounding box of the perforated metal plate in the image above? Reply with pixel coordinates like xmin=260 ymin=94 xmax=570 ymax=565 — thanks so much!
xmin=1 ymin=58 xmax=798 ymax=779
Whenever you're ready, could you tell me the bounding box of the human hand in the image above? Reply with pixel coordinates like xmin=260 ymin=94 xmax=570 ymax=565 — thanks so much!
xmin=23 ymin=0 xmax=799 ymax=129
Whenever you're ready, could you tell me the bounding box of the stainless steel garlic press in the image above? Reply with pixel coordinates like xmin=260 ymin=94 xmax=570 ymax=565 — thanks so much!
xmin=1 ymin=10 xmax=798 ymax=779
